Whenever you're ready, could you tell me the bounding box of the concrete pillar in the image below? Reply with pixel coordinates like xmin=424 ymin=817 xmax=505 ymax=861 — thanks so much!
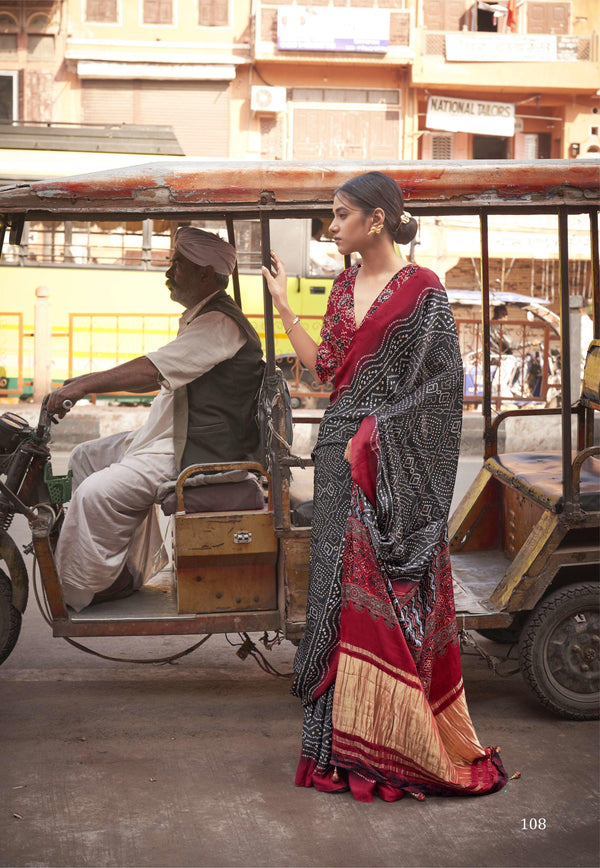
xmin=33 ymin=285 xmax=52 ymax=402
xmin=569 ymin=294 xmax=583 ymax=400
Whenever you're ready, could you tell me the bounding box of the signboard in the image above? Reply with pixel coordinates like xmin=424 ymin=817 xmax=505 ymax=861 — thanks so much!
xmin=556 ymin=36 xmax=579 ymax=61
xmin=445 ymin=33 xmax=557 ymax=63
xmin=426 ymin=95 xmax=515 ymax=137
xmin=277 ymin=6 xmax=390 ymax=53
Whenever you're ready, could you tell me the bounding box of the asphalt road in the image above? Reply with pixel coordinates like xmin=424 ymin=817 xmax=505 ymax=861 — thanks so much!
xmin=0 ymin=458 xmax=598 ymax=868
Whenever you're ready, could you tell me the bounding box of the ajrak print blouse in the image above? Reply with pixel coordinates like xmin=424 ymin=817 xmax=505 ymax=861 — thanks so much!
xmin=315 ymin=263 xmax=419 ymax=383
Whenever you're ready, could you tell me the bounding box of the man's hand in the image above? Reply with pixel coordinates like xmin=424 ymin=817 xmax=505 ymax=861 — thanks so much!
xmin=45 ymin=357 xmax=161 ymax=418
xmin=46 ymin=381 xmax=88 ymax=417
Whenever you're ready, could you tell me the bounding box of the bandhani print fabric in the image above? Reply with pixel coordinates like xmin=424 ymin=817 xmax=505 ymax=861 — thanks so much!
xmin=293 ymin=264 xmax=508 ymax=801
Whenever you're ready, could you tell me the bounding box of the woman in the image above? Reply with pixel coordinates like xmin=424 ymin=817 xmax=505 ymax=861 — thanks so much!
xmin=263 ymin=172 xmax=508 ymax=802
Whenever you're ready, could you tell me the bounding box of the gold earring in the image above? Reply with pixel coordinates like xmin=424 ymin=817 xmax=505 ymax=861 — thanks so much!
xmin=368 ymin=224 xmax=383 ymax=236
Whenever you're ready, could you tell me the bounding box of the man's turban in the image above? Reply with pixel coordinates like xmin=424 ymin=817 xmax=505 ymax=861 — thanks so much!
xmin=174 ymin=227 xmax=237 ymax=276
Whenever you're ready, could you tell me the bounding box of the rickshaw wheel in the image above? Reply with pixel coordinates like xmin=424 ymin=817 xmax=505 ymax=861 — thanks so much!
xmin=0 ymin=568 xmax=22 ymax=666
xmin=519 ymin=582 xmax=599 ymax=721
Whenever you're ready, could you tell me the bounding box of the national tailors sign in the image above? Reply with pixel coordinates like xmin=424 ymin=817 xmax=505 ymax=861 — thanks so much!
xmin=426 ymin=95 xmax=515 ymax=137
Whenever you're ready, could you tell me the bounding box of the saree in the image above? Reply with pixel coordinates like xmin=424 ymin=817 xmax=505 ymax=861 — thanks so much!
xmin=292 ymin=264 xmax=507 ymax=802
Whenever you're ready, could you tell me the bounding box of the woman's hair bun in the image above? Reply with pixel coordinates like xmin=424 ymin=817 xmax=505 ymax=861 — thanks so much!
xmin=393 ymin=216 xmax=418 ymax=246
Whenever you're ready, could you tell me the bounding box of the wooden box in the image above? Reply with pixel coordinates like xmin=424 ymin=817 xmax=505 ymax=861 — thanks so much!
xmin=175 ymin=510 xmax=278 ymax=615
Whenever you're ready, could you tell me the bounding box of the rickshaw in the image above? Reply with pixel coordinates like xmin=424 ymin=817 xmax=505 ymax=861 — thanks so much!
xmin=0 ymin=160 xmax=598 ymax=720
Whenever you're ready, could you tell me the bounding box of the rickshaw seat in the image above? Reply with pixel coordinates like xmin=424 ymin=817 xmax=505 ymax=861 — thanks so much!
xmin=485 ymin=451 xmax=600 ymax=513
xmin=160 ymin=475 xmax=264 ymax=516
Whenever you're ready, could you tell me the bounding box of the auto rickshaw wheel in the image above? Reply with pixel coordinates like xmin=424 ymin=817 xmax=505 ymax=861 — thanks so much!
xmin=0 ymin=568 xmax=22 ymax=666
xmin=519 ymin=582 xmax=599 ymax=721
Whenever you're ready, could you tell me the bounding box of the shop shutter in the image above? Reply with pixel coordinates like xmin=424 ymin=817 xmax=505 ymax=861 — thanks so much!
xmin=81 ymin=81 xmax=135 ymax=125
xmin=137 ymin=82 xmax=229 ymax=156
xmin=81 ymin=80 xmax=230 ymax=157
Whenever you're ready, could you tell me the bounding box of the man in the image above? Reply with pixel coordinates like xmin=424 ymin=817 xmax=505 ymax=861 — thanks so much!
xmin=490 ymin=303 xmax=519 ymax=397
xmin=490 ymin=304 xmax=514 ymax=355
xmin=46 ymin=228 xmax=265 ymax=611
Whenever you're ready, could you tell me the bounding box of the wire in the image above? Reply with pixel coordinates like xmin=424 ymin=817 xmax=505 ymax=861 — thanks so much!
xmin=32 ymin=554 xmax=213 ymax=665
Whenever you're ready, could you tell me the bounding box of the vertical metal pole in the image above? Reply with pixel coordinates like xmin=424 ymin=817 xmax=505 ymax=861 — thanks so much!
xmin=480 ymin=212 xmax=493 ymax=458
xmin=558 ymin=207 xmax=573 ymax=508
xmin=261 ymin=213 xmax=276 ymax=376
xmin=590 ymin=209 xmax=599 ymax=340
xmin=0 ymin=216 xmax=6 ymax=259
xmin=260 ymin=211 xmax=286 ymax=528
xmin=225 ymin=216 xmax=242 ymax=309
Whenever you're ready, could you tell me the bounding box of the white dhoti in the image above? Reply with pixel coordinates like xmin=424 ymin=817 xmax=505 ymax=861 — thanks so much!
xmin=56 ymin=431 xmax=176 ymax=611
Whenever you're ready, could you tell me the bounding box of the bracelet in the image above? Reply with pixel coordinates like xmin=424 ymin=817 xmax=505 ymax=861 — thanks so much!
xmin=285 ymin=316 xmax=300 ymax=336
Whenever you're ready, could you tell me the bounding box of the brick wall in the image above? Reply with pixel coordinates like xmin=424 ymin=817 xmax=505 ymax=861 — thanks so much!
xmin=445 ymin=257 xmax=593 ymax=313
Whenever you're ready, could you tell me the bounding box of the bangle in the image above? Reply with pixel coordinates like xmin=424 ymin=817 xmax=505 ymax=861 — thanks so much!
xmin=285 ymin=316 xmax=300 ymax=336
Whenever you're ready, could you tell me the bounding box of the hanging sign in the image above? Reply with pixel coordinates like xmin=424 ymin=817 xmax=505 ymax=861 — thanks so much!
xmin=426 ymin=95 xmax=515 ymax=137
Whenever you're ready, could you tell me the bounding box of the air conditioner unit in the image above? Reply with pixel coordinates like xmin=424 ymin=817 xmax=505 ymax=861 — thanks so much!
xmin=251 ymin=86 xmax=287 ymax=114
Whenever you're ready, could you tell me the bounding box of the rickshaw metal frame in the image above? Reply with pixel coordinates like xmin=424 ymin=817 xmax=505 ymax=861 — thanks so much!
xmin=0 ymin=159 xmax=598 ymax=645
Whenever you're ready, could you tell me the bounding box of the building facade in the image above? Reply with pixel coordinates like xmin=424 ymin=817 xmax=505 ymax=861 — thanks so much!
xmin=1 ymin=1 xmax=598 ymax=164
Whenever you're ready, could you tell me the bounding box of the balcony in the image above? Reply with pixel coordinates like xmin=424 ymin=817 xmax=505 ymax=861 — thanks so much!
xmin=413 ymin=30 xmax=599 ymax=91
xmin=255 ymin=3 xmax=414 ymax=66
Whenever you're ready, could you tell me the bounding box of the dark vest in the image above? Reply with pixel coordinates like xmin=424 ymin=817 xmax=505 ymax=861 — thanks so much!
xmin=173 ymin=291 xmax=265 ymax=472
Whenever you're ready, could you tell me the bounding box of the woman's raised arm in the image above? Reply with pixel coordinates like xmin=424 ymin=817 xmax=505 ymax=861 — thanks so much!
xmin=262 ymin=251 xmax=320 ymax=380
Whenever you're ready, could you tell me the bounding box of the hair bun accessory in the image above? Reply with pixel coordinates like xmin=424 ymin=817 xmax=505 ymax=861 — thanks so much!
xmin=399 ymin=210 xmax=412 ymax=225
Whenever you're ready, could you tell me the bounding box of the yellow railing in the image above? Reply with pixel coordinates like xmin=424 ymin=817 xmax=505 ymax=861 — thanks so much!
xmin=0 ymin=312 xmax=24 ymax=398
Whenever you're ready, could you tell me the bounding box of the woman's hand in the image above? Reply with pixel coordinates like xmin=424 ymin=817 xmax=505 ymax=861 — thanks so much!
xmin=344 ymin=439 xmax=352 ymax=463
xmin=261 ymin=252 xmax=289 ymax=314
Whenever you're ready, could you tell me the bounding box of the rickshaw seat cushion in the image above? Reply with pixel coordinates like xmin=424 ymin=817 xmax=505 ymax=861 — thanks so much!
xmin=160 ymin=476 xmax=265 ymax=516
xmin=486 ymin=451 xmax=600 ymax=512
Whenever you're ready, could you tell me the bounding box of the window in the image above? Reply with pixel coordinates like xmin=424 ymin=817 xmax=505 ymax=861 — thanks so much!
xmin=473 ymin=135 xmax=509 ymax=159
xmin=0 ymin=34 xmax=17 ymax=54
xmin=27 ymin=13 xmax=52 ymax=32
xmin=431 ymin=133 xmax=454 ymax=159
xmin=290 ymin=88 xmax=400 ymax=106
xmin=85 ymin=1 xmax=118 ymax=24
xmin=143 ymin=0 xmax=173 ymax=25
xmin=198 ymin=0 xmax=229 ymax=27
xmin=16 ymin=219 xmax=262 ymax=272
xmin=527 ymin=2 xmax=569 ymax=34
xmin=0 ymin=72 xmax=17 ymax=120
xmin=422 ymin=0 xmax=469 ymax=31
xmin=27 ymin=34 xmax=55 ymax=60
xmin=476 ymin=7 xmax=497 ymax=32
xmin=0 ymin=12 xmax=18 ymax=32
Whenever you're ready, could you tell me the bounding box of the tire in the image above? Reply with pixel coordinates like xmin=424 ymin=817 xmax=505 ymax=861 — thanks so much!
xmin=519 ymin=582 xmax=599 ymax=721
xmin=0 ymin=568 xmax=22 ymax=666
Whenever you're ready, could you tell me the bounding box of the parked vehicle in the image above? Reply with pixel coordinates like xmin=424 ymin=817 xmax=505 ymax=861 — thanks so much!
xmin=0 ymin=160 xmax=598 ymax=719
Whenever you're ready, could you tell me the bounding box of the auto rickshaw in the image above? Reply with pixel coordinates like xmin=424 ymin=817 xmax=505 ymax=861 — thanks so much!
xmin=0 ymin=160 xmax=598 ymax=720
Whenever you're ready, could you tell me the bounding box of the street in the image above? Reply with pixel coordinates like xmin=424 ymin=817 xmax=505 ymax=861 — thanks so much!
xmin=0 ymin=456 xmax=598 ymax=868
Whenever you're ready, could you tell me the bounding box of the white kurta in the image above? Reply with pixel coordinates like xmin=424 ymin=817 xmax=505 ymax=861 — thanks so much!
xmin=56 ymin=294 xmax=245 ymax=611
